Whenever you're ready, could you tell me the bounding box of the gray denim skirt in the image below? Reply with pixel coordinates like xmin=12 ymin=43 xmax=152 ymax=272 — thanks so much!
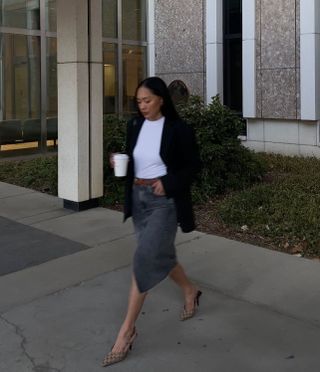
xmin=132 ymin=184 xmax=178 ymax=293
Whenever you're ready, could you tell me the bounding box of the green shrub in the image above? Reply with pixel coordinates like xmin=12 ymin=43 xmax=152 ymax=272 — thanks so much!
xmin=178 ymin=96 xmax=266 ymax=201
xmin=0 ymin=156 xmax=58 ymax=195
xmin=102 ymin=115 xmax=127 ymax=205
xmin=103 ymin=115 xmax=127 ymax=176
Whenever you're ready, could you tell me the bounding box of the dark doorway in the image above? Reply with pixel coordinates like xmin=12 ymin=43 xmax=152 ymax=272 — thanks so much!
xmin=223 ymin=0 xmax=242 ymax=115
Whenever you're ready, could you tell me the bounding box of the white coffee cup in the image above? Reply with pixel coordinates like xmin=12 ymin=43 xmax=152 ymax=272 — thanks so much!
xmin=113 ymin=154 xmax=129 ymax=177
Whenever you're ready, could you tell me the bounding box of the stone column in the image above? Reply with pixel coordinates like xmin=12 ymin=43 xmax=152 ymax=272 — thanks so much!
xmin=206 ymin=0 xmax=223 ymax=104
xmin=154 ymin=0 xmax=205 ymax=97
xmin=256 ymin=0 xmax=298 ymax=120
xmin=56 ymin=0 xmax=103 ymax=210
xmin=242 ymin=0 xmax=256 ymax=118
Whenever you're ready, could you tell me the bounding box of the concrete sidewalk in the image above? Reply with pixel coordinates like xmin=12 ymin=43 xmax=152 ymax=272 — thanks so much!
xmin=0 ymin=181 xmax=320 ymax=372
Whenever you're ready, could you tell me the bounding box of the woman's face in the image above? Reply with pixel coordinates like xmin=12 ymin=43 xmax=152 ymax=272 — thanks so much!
xmin=136 ymin=87 xmax=163 ymax=121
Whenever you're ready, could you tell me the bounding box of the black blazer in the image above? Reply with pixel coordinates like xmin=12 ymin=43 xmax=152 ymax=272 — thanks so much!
xmin=124 ymin=116 xmax=201 ymax=233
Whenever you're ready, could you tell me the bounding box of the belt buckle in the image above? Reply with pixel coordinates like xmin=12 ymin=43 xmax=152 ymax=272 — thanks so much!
xmin=134 ymin=178 xmax=143 ymax=186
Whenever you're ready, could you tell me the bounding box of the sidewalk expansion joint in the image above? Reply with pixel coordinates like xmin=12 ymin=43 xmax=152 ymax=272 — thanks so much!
xmin=50 ymin=262 xmax=133 ymax=296
xmin=93 ymin=232 xmax=135 ymax=247
xmin=176 ymin=235 xmax=202 ymax=246
xmin=0 ymin=263 xmax=132 ymax=315
xmin=16 ymin=208 xmax=73 ymax=223
xmin=0 ymin=190 xmax=36 ymax=200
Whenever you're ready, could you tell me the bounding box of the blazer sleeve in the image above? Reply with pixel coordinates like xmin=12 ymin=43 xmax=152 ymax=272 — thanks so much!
xmin=125 ymin=119 xmax=133 ymax=154
xmin=160 ymin=122 xmax=201 ymax=197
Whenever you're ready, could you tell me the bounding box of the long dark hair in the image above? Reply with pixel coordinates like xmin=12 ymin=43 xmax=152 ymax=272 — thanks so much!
xmin=135 ymin=76 xmax=180 ymax=120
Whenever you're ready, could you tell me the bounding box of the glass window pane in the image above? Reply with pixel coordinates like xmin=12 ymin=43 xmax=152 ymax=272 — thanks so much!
xmin=224 ymin=0 xmax=242 ymax=35
xmin=122 ymin=0 xmax=146 ymax=41
xmin=225 ymin=39 xmax=242 ymax=112
xmin=46 ymin=38 xmax=57 ymax=148
xmin=0 ymin=33 xmax=41 ymax=155
xmin=122 ymin=45 xmax=146 ymax=114
xmin=46 ymin=37 xmax=57 ymax=148
xmin=223 ymin=0 xmax=242 ymax=114
xmin=46 ymin=0 xmax=56 ymax=32
xmin=0 ymin=0 xmax=40 ymax=29
xmin=103 ymin=43 xmax=118 ymax=114
xmin=28 ymin=36 xmax=41 ymax=119
xmin=47 ymin=37 xmax=57 ymax=117
xmin=102 ymin=0 xmax=117 ymax=38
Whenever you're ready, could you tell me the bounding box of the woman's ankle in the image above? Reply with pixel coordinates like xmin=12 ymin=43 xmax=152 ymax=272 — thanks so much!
xmin=183 ymin=284 xmax=197 ymax=297
xmin=119 ymin=323 xmax=135 ymax=337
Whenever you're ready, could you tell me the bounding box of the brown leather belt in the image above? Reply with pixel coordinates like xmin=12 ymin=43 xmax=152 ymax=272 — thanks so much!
xmin=134 ymin=178 xmax=158 ymax=186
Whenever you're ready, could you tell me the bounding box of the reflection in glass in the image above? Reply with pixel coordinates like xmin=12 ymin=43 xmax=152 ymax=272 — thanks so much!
xmin=47 ymin=37 xmax=57 ymax=117
xmin=0 ymin=0 xmax=40 ymax=29
xmin=223 ymin=0 xmax=242 ymax=113
xmin=224 ymin=0 xmax=242 ymax=35
xmin=102 ymin=0 xmax=117 ymax=38
xmin=45 ymin=0 xmax=56 ymax=32
xmin=122 ymin=0 xmax=146 ymax=41
xmin=225 ymin=39 xmax=242 ymax=112
xmin=122 ymin=45 xmax=146 ymax=114
xmin=103 ymin=43 xmax=118 ymax=114
xmin=46 ymin=37 xmax=57 ymax=147
xmin=0 ymin=33 xmax=41 ymax=153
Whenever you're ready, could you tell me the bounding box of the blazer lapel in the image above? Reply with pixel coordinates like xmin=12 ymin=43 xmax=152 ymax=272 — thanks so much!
xmin=129 ymin=117 xmax=144 ymax=155
xmin=160 ymin=118 xmax=174 ymax=164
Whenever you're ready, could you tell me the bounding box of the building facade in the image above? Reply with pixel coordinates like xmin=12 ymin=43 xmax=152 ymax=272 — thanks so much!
xmin=153 ymin=0 xmax=320 ymax=157
xmin=246 ymin=0 xmax=320 ymax=157
xmin=0 ymin=0 xmax=319 ymax=206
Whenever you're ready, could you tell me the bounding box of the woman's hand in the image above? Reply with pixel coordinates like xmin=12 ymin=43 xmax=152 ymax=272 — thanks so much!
xmin=152 ymin=179 xmax=166 ymax=196
xmin=109 ymin=153 xmax=119 ymax=168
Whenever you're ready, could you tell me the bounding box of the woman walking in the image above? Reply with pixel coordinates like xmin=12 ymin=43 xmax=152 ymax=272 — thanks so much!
xmin=102 ymin=76 xmax=202 ymax=367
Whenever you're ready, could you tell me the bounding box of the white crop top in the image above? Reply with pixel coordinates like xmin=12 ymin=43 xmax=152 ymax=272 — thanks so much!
xmin=133 ymin=117 xmax=167 ymax=179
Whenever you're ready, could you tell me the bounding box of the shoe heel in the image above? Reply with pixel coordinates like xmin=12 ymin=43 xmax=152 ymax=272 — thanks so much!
xmin=129 ymin=331 xmax=138 ymax=351
xmin=196 ymin=290 xmax=202 ymax=306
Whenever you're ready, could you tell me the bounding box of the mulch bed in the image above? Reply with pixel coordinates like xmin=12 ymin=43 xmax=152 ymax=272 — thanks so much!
xmin=193 ymin=202 xmax=279 ymax=252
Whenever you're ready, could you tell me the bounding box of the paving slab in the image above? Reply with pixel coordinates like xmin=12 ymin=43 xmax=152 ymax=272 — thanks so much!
xmin=1 ymin=181 xmax=320 ymax=371
xmin=32 ymin=208 xmax=205 ymax=247
xmin=0 ymin=216 xmax=89 ymax=276
xmin=1 ymin=268 xmax=320 ymax=372
xmin=0 ymin=235 xmax=134 ymax=314
xmin=0 ymin=191 xmax=62 ymax=220
xmin=0 ymin=182 xmax=35 ymax=199
xmin=177 ymin=233 xmax=320 ymax=325
xmin=17 ymin=208 xmax=75 ymax=226
xmin=32 ymin=208 xmax=135 ymax=246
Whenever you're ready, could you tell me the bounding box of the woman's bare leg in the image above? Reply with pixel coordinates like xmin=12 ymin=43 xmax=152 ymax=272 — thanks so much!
xmin=169 ymin=263 xmax=199 ymax=310
xmin=111 ymin=276 xmax=147 ymax=352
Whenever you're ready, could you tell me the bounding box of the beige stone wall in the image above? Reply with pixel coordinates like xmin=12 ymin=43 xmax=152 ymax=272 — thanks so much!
xmin=154 ymin=0 xmax=205 ymax=97
xmin=256 ymin=0 xmax=300 ymax=119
